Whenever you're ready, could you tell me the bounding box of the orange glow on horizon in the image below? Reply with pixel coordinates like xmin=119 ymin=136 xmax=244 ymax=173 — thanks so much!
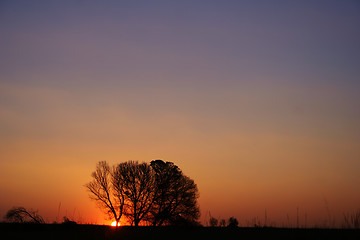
xmin=111 ymin=221 xmax=119 ymax=227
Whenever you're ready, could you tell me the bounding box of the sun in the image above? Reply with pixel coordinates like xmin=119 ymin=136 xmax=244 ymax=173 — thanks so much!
xmin=111 ymin=221 xmax=119 ymax=227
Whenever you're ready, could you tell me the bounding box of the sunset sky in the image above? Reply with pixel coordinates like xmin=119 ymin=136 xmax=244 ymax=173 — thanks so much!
xmin=0 ymin=0 xmax=359 ymax=227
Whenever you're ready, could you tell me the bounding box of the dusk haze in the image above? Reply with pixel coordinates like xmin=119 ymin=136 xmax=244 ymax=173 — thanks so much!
xmin=1 ymin=0 xmax=359 ymax=229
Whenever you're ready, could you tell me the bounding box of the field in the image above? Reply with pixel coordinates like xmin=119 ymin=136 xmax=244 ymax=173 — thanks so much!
xmin=1 ymin=223 xmax=359 ymax=240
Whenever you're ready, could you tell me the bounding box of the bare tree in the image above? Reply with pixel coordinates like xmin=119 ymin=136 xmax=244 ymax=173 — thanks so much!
xmin=149 ymin=160 xmax=200 ymax=226
xmin=5 ymin=207 xmax=44 ymax=223
xmin=115 ymin=161 xmax=155 ymax=226
xmin=85 ymin=161 xmax=125 ymax=226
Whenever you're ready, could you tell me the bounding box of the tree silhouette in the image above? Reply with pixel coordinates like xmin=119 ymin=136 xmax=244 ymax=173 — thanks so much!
xmin=85 ymin=161 xmax=124 ymax=226
xmin=115 ymin=161 xmax=155 ymax=226
xmin=5 ymin=207 xmax=44 ymax=224
xmin=86 ymin=160 xmax=200 ymax=226
xmin=62 ymin=217 xmax=77 ymax=225
xmin=228 ymin=217 xmax=239 ymax=227
xmin=150 ymin=160 xmax=200 ymax=226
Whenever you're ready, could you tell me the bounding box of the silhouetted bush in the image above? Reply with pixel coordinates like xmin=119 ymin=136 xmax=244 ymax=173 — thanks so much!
xmin=4 ymin=207 xmax=44 ymax=224
xmin=209 ymin=217 xmax=218 ymax=227
xmin=228 ymin=217 xmax=239 ymax=228
xmin=169 ymin=216 xmax=202 ymax=227
xmin=62 ymin=217 xmax=77 ymax=225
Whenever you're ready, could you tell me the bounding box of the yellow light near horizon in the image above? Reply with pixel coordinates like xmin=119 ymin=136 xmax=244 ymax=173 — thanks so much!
xmin=111 ymin=221 xmax=119 ymax=227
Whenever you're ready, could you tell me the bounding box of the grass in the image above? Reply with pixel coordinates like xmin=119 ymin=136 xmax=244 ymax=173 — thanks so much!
xmin=1 ymin=223 xmax=359 ymax=240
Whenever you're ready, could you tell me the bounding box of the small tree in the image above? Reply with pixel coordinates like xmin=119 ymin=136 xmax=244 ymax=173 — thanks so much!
xmin=5 ymin=207 xmax=44 ymax=224
xmin=85 ymin=161 xmax=125 ymax=226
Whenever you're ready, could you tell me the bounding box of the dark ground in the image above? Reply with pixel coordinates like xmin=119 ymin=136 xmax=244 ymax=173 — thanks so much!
xmin=1 ymin=223 xmax=359 ymax=240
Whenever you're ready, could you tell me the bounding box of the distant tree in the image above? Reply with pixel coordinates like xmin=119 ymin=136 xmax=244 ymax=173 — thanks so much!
xmin=5 ymin=207 xmax=44 ymax=224
xmin=209 ymin=217 xmax=219 ymax=227
xmin=115 ymin=161 xmax=155 ymax=226
xmin=85 ymin=161 xmax=125 ymax=227
xmin=228 ymin=217 xmax=239 ymax=227
xmin=149 ymin=160 xmax=200 ymax=226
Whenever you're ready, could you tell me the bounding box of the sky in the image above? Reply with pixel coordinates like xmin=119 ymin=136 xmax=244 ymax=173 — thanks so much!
xmin=0 ymin=0 xmax=359 ymax=227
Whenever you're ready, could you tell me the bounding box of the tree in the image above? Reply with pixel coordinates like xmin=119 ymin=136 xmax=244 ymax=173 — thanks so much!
xmin=115 ymin=161 xmax=155 ymax=226
xmin=85 ymin=161 xmax=125 ymax=226
xmin=149 ymin=160 xmax=200 ymax=226
xmin=5 ymin=207 xmax=44 ymax=224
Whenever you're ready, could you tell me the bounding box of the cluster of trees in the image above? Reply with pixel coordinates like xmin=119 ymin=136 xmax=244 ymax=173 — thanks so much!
xmin=85 ymin=160 xmax=200 ymax=226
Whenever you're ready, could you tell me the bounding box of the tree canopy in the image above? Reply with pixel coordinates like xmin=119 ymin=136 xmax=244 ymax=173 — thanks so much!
xmin=150 ymin=160 xmax=200 ymax=226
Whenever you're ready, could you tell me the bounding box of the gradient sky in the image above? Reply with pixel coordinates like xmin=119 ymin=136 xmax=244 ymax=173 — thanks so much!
xmin=1 ymin=0 xmax=359 ymax=227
